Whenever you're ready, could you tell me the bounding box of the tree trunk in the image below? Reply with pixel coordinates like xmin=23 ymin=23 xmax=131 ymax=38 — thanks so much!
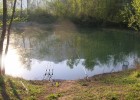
xmin=3 ymin=0 xmax=17 ymax=75
xmin=5 ymin=0 xmax=17 ymax=55
xmin=20 ymin=0 xmax=23 ymax=18
xmin=0 ymin=0 xmax=7 ymax=75
xmin=27 ymin=0 xmax=29 ymax=14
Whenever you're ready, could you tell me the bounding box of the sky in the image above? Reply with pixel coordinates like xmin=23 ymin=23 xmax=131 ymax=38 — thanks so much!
xmin=0 ymin=0 xmax=27 ymax=9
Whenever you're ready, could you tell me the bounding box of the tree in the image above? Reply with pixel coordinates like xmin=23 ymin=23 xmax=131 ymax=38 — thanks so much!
xmin=5 ymin=0 xmax=17 ymax=55
xmin=27 ymin=0 xmax=30 ymax=14
xmin=0 ymin=0 xmax=7 ymax=75
xmin=20 ymin=0 xmax=23 ymax=18
xmin=121 ymin=0 xmax=140 ymax=31
xmin=0 ymin=0 xmax=17 ymax=75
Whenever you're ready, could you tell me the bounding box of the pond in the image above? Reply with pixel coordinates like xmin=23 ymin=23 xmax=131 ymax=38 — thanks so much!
xmin=4 ymin=22 xmax=140 ymax=80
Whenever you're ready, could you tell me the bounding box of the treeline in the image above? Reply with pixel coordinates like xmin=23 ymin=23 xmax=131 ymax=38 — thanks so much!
xmin=27 ymin=0 xmax=132 ymax=27
xmin=0 ymin=0 xmax=140 ymax=30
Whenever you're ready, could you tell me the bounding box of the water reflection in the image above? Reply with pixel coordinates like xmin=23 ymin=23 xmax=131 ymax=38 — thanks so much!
xmin=5 ymin=24 xmax=140 ymax=80
xmin=4 ymin=46 xmax=22 ymax=76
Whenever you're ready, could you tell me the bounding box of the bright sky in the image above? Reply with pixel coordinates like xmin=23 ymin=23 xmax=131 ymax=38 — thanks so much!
xmin=0 ymin=0 xmax=51 ymax=9
xmin=0 ymin=0 xmax=27 ymax=9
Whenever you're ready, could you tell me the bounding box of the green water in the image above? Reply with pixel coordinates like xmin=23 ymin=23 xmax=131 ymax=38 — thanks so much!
xmin=7 ymin=23 xmax=140 ymax=80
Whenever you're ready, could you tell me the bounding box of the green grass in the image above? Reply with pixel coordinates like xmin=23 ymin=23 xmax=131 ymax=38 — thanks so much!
xmin=0 ymin=69 xmax=140 ymax=99
xmin=130 ymin=71 xmax=140 ymax=78
xmin=45 ymin=93 xmax=61 ymax=100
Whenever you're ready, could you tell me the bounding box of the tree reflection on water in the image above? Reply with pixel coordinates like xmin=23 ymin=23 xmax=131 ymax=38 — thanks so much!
xmin=10 ymin=25 xmax=140 ymax=71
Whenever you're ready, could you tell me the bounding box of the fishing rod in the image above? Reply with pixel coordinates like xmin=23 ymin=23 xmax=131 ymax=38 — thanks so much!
xmin=43 ymin=69 xmax=53 ymax=81
xmin=43 ymin=63 xmax=54 ymax=81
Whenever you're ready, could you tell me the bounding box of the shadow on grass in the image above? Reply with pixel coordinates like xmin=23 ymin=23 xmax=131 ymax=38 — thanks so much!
xmin=8 ymin=79 xmax=21 ymax=100
xmin=0 ymin=76 xmax=10 ymax=100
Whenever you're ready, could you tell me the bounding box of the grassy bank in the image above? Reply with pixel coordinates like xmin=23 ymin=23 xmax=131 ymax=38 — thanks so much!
xmin=0 ymin=69 xmax=140 ymax=100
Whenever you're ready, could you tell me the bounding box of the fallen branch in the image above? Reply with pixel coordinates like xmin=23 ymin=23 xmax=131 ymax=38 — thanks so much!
xmin=20 ymin=81 xmax=28 ymax=94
